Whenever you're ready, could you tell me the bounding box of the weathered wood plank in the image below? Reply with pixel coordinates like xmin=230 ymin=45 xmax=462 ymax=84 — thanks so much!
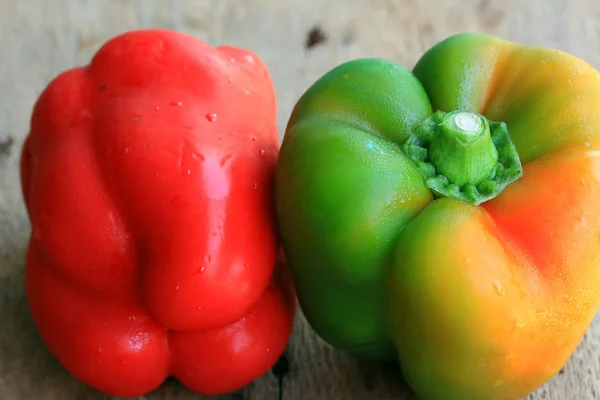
xmin=1 ymin=0 xmax=599 ymax=399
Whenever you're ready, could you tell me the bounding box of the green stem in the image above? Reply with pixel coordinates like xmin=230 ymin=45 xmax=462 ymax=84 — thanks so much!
xmin=429 ymin=111 xmax=498 ymax=187
xmin=402 ymin=110 xmax=523 ymax=206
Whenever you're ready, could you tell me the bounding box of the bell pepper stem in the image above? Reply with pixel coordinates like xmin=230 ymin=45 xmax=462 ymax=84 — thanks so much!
xmin=402 ymin=110 xmax=523 ymax=206
xmin=429 ymin=111 xmax=499 ymax=188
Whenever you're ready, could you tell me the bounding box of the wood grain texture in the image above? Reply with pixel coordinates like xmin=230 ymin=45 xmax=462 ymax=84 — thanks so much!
xmin=1 ymin=0 xmax=599 ymax=399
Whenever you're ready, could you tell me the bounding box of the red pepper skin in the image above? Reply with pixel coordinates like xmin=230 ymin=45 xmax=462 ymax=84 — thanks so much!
xmin=19 ymin=29 xmax=296 ymax=397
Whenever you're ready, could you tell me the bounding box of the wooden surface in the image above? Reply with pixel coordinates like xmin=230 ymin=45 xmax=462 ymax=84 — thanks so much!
xmin=1 ymin=0 xmax=600 ymax=399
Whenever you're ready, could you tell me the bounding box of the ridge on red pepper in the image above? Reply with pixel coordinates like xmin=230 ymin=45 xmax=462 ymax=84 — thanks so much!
xmin=20 ymin=29 xmax=296 ymax=397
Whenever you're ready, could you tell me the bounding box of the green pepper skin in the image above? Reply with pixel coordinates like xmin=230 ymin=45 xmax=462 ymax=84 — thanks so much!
xmin=276 ymin=59 xmax=434 ymax=359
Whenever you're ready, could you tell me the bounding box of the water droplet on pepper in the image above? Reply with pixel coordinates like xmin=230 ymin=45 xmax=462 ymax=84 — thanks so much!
xmin=493 ymin=279 xmax=505 ymax=296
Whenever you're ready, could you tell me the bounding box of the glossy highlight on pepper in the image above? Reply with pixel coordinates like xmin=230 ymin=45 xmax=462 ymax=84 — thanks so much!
xmin=20 ymin=29 xmax=296 ymax=397
xmin=275 ymin=32 xmax=600 ymax=400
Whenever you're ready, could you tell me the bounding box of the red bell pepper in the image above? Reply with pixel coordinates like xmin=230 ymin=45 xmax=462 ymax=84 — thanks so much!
xmin=19 ymin=29 xmax=296 ymax=397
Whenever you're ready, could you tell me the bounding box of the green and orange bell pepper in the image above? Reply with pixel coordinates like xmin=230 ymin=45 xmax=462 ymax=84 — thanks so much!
xmin=20 ymin=29 xmax=296 ymax=397
xmin=275 ymin=33 xmax=600 ymax=399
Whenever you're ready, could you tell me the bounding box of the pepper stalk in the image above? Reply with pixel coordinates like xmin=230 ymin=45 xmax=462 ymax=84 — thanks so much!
xmin=402 ymin=110 xmax=523 ymax=205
